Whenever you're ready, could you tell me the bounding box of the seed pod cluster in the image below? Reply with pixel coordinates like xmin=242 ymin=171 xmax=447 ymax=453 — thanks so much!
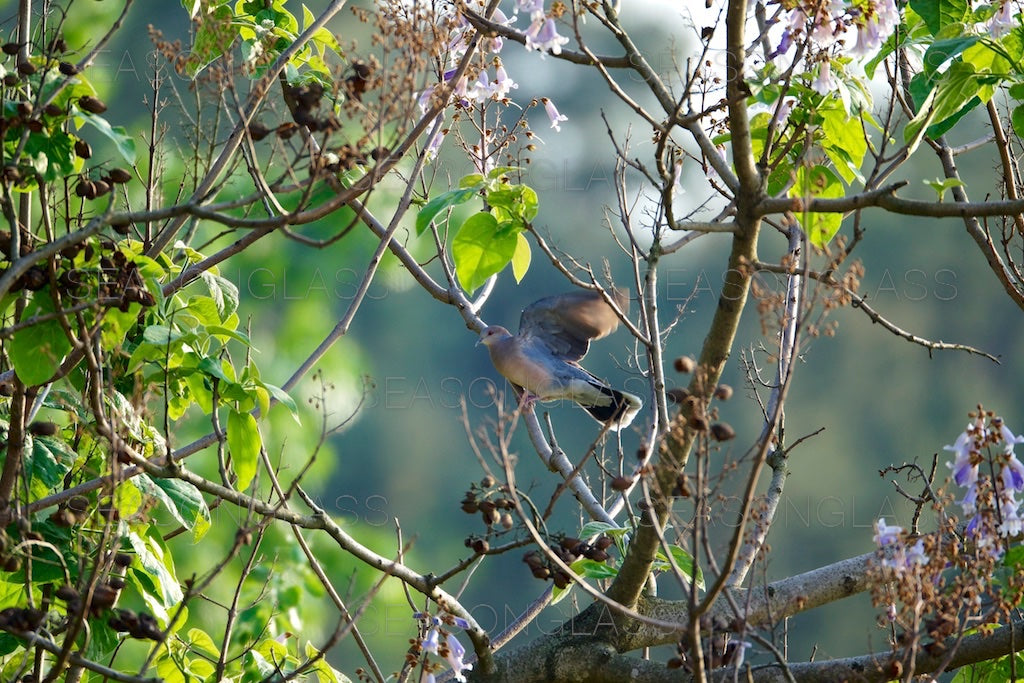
xmin=108 ymin=608 xmax=164 ymax=641
xmin=522 ymin=535 xmax=614 ymax=589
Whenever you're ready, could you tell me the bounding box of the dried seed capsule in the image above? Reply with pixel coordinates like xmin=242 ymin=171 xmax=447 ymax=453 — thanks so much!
xmin=77 ymin=95 xmax=107 ymax=114
xmin=58 ymin=61 xmax=78 ymax=76
xmin=74 ymin=139 xmax=92 ymax=159
xmin=673 ymin=356 xmax=695 ymax=373
xmin=710 ymin=422 xmax=736 ymax=442
xmin=107 ymin=168 xmax=131 ymax=184
xmin=28 ymin=421 xmax=58 ymax=436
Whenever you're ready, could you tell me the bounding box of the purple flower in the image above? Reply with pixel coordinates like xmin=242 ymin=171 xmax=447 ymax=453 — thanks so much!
xmin=997 ymin=419 xmax=1024 ymax=453
xmin=1003 ymin=452 xmax=1024 ymax=490
xmin=945 ymin=426 xmax=978 ymax=487
xmin=517 ymin=0 xmax=546 ymax=20
xmin=811 ymin=59 xmax=835 ymax=95
xmin=445 ymin=633 xmax=473 ymax=682
xmin=849 ymin=0 xmax=900 ymax=57
xmin=987 ymin=1 xmax=1016 ymax=38
xmin=422 ymin=626 xmax=441 ymax=654
xmin=424 ymin=126 xmax=445 ymax=160
xmin=995 ymin=491 xmax=1019 ymax=540
xmin=492 ymin=64 xmax=518 ymax=99
xmin=873 ymin=518 xmax=902 ymax=547
xmin=525 ymin=17 xmax=569 ymax=55
xmin=542 ymin=97 xmax=567 ymax=131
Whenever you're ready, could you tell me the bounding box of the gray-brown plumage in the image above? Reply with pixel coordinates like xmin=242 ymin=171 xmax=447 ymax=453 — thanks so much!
xmin=477 ymin=289 xmax=641 ymax=430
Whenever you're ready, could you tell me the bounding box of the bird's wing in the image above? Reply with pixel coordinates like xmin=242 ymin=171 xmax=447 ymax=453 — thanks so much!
xmin=516 ymin=288 xmax=628 ymax=362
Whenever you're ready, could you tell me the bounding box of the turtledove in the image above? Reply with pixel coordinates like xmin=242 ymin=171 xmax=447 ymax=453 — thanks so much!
xmin=477 ymin=289 xmax=642 ymax=430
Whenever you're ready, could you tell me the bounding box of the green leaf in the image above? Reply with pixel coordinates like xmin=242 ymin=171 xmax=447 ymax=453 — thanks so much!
xmin=578 ymin=521 xmax=620 ymax=538
xmin=200 ymin=271 xmax=240 ymax=320
xmin=451 ymin=212 xmax=519 ymax=294
xmin=263 ymin=381 xmax=300 ymax=422
xmin=187 ymin=627 xmax=221 ymax=658
xmin=9 ymin=292 xmax=73 ymax=386
xmin=790 ymin=165 xmax=845 ymax=248
xmin=416 ymin=186 xmax=480 ymax=235
xmin=227 ymin=409 xmax=262 ymax=490
xmin=820 ymin=105 xmax=867 ymax=184
xmin=511 ymin=232 xmax=531 ymax=283
xmin=571 ymin=557 xmax=618 ymax=580
xmin=128 ymin=528 xmax=184 ymax=608
xmin=76 ymin=113 xmax=136 ymax=164
xmin=910 ymin=0 xmax=968 ymax=36
xmin=24 ymin=130 xmax=76 ymax=183
xmin=922 ymin=36 xmax=979 ymax=75
xmin=655 ymin=545 xmax=705 ymax=590
xmin=136 ymin=475 xmax=212 ymax=541
xmin=26 ymin=436 xmax=75 ymax=498
xmin=198 ymin=355 xmax=232 ymax=383
xmin=924 ymin=177 xmax=965 ymax=200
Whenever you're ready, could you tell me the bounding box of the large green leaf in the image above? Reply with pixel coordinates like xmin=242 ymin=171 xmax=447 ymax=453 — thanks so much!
xmin=511 ymin=232 xmax=532 ymax=283
xmin=227 ymin=409 xmax=261 ymax=490
xmin=416 ymin=186 xmax=480 ymax=235
xmin=76 ymin=113 xmax=136 ymax=164
xmin=136 ymin=474 xmax=212 ymax=541
xmin=910 ymin=0 xmax=968 ymax=36
xmin=451 ymin=212 xmax=519 ymax=294
xmin=790 ymin=165 xmax=845 ymax=248
xmin=9 ymin=291 xmax=73 ymax=386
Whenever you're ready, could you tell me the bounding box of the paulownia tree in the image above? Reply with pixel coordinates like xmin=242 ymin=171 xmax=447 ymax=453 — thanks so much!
xmin=1 ymin=0 xmax=1024 ymax=681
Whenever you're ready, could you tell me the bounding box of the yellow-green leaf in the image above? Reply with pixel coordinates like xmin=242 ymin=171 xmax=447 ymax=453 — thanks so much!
xmin=227 ymin=409 xmax=261 ymax=490
xmin=511 ymin=232 xmax=531 ymax=283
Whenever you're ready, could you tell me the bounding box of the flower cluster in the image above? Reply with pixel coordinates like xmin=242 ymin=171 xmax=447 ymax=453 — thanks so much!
xmin=414 ymin=612 xmax=473 ymax=682
xmin=872 ymin=518 xmax=928 ymax=573
xmin=412 ymin=0 xmax=570 ymax=163
xmin=774 ymin=0 xmax=900 ymax=94
xmin=945 ymin=413 xmax=1024 ymax=547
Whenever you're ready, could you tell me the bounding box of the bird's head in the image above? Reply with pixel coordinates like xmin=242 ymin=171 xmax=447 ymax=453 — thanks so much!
xmin=477 ymin=325 xmax=510 ymax=348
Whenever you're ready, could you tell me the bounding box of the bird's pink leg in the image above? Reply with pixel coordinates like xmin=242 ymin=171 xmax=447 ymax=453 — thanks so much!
xmin=516 ymin=390 xmax=537 ymax=414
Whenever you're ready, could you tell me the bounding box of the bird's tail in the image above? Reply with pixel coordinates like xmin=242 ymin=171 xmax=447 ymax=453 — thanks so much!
xmin=581 ymin=384 xmax=642 ymax=431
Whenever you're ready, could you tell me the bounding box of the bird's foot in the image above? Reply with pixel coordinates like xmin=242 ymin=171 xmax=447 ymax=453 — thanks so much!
xmin=517 ymin=392 xmax=538 ymax=413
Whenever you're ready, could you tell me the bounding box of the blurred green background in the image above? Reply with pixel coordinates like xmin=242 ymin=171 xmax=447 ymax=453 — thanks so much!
xmin=35 ymin=0 xmax=1023 ymax=674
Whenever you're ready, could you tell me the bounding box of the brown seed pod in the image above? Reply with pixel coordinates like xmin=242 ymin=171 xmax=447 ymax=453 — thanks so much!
xmin=91 ymin=179 xmax=111 ymax=197
xmin=77 ymin=95 xmax=107 ymax=114
xmin=673 ymin=356 xmax=695 ymax=373
xmin=73 ymin=139 xmax=92 ymax=159
xmin=276 ymin=121 xmax=297 ymax=139
xmin=666 ymin=387 xmax=689 ymax=404
xmin=43 ymin=103 xmax=64 ymax=117
xmin=1 ymin=43 xmax=20 ymax=56
xmin=113 ymin=553 xmax=133 ymax=568
xmin=248 ymin=121 xmax=271 ymax=141
xmin=28 ymin=421 xmax=58 ymax=437
xmin=58 ymin=61 xmax=77 ymax=76
xmin=74 ymin=179 xmax=94 ymax=198
xmin=55 ymin=584 xmax=79 ymax=602
xmin=2 ymin=74 xmax=16 ymax=87
xmin=611 ymin=475 xmax=633 ymax=491
xmin=688 ymin=413 xmax=710 ymax=432
xmin=714 ymin=384 xmax=734 ymax=401
xmin=710 ymin=422 xmax=736 ymax=442
xmin=106 ymin=168 xmax=132 ymax=184
xmin=67 ymin=496 xmax=89 ymax=514
xmin=16 ymin=62 xmax=36 ymax=76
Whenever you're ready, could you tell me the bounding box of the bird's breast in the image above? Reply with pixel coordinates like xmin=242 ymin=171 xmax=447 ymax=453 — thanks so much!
xmin=488 ymin=340 xmax=559 ymax=397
